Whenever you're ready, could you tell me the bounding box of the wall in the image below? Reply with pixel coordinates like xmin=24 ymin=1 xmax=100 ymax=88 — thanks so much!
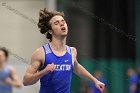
xmin=0 ymin=0 xmax=49 ymax=93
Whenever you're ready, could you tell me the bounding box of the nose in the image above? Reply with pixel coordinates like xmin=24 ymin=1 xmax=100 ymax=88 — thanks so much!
xmin=60 ymin=22 xmax=64 ymax=26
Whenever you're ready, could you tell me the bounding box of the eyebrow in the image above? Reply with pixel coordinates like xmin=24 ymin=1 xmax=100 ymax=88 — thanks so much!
xmin=54 ymin=20 xmax=59 ymax=24
xmin=53 ymin=19 xmax=65 ymax=24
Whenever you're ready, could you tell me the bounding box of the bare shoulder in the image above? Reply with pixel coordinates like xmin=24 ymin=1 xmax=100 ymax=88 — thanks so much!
xmin=9 ymin=65 xmax=16 ymax=73
xmin=28 ymin=47 xmax=45 ymax=70
xmin=33 ymin=47 xmax=44 ymax=56
xmin=31 ymin=47 xmax=44 ymax=62
xmin=71 ymin=47 xmax=77 ymax=54
xmin=71 ymin=47 xmax=77 ymax=57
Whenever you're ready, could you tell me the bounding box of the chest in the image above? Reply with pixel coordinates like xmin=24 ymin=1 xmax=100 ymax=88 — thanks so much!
xmin=44 ymin=53 xmax=73 ymax=71
xmin=0 ymin=69 xmax=10 ymax=80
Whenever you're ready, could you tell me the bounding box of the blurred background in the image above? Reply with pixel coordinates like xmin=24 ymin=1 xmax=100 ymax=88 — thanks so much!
xmin=0 ymin=0 xmax=140 ymax=93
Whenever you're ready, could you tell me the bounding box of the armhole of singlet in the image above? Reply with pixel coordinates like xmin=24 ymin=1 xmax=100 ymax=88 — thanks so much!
xmin=39 ymin=46 xmax=46 ymax=71
xmin=70 ymin=47 xmax=72 ymax=55
xmin=6 ymin=65 xmax=12 ymax=77
xmin=70 ymin=47 xmax=74 ymax=69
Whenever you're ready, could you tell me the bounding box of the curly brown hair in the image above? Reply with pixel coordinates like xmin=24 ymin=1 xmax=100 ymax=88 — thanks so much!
xmin=37 ymin=8 xmax=64 ymax=41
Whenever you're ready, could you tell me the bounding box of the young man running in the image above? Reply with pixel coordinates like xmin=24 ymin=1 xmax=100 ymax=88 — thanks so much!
xmin=0 ymin=47 xmax=21 ymax=93
xmin=23 ymin=8 xmax=105 ymax=93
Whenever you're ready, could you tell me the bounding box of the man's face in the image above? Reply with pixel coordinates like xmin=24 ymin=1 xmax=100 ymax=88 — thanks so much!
xmin=49 ymin=15 xmax=68 ymax=37
xmin=127 ymin=68 xmax=134 ymax=77
xmin=0 ymin=51 xmax=6 ymax=64
xmin=94 ymin=70 xmax=102 ymax=78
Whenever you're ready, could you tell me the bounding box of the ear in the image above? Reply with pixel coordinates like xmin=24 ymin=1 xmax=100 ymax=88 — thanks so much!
xmin=48 ymin=30 xmax=52 ymax=34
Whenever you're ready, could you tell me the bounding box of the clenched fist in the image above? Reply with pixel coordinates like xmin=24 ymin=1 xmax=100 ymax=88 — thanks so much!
xmin=95 ymin=81 xmax=105 ymax=92
xmin=43 ymin=63 xmax=56 ymax=74
xmin=5 ymin=77 xmax=13 ymax=86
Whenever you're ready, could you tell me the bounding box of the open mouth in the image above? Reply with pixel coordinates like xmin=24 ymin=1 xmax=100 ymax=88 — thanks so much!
xmin=61 ymin=27 xmax=66 ymax=31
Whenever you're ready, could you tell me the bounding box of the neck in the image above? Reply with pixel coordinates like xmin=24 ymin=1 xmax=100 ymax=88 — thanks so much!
xmin=0 ymin=62 xmax=6 ymax=69
xmin=50 ymin=36 xmax=66 ymax=51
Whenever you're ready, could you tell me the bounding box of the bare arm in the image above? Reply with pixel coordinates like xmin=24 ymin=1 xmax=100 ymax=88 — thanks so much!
xmin=23 ymin=61 xmax=45 ymax=86
xmin=23 ymin=47 xmax=55 ymax=86
xmin=72 ymin=47 xmax=105 ymax=92
xmin=23 ymin=47 xmax=44 ymax=86
xmin=5 ymin=66 xmax=22 ymax=88
xmin=131 ymin=84 xmax=137 ymax=93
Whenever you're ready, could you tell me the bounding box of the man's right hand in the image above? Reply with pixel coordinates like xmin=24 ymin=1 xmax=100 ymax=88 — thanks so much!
xmin=43 ymin=63 xmax=56 ymax=74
